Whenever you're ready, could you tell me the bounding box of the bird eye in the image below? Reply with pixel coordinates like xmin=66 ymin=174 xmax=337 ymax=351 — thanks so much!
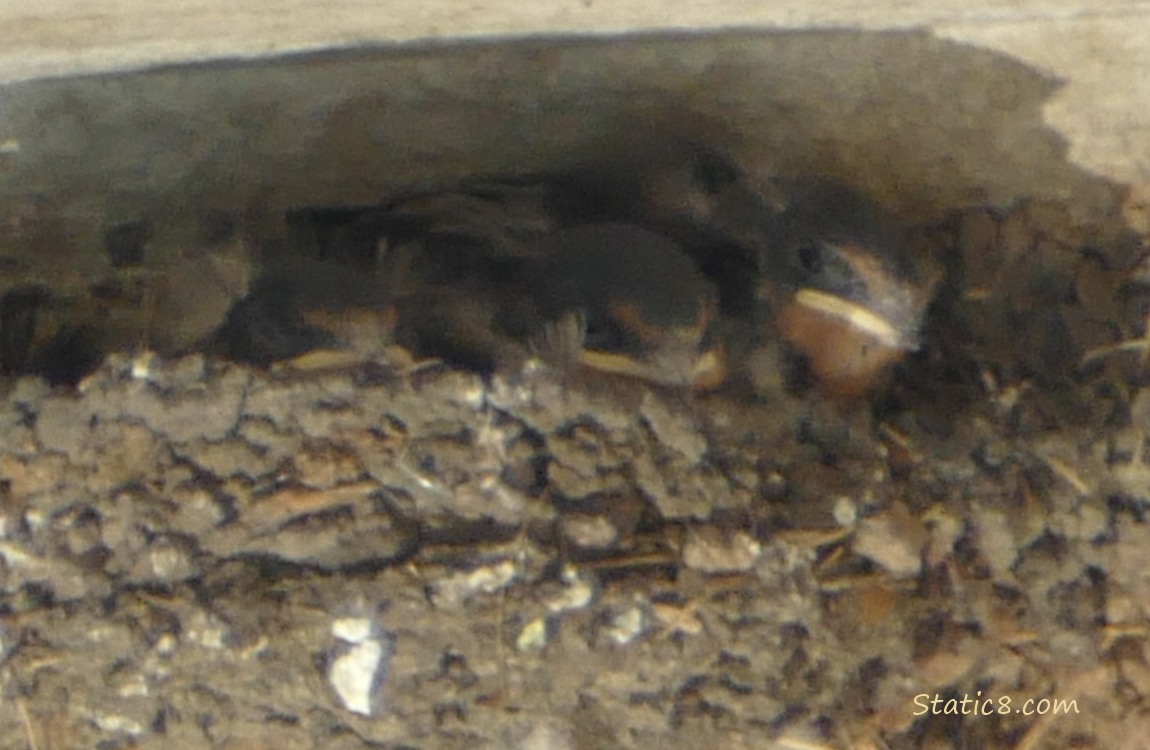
xmin=582 ymin=315 xmax=617 ymax=349
xmin=796 ymin=244 xmax=824 ymax=275
xmin=690 ymin=151 xmax=741 ymax=196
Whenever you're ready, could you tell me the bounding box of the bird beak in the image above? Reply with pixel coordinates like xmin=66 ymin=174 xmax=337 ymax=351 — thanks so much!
xmin=575 ymin=343 xmax=727 ymax=392
xmin=788 ymin=288 xmax=907 ymax=350
xmin=689 ymin=345 xmax=728 ymax=392
xmin=772 ymin=241 xmax=936 ymax=397
xmin=569 ymin=298 xmax=725 ymax=390
xmin=777 ymin=295 xmax=909 ymax=398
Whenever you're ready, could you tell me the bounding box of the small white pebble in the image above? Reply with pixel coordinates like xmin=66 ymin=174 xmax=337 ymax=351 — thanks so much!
xmin=546 ymin=566 xmax=595 ymax=613
xmin=329 ymin=638 xmax=386 ymax=716
xmin=131 ymin=351 xmax=156 ymax=380
xmin=23 ymin=510 xmax=45 ymax=531
xmin=332 ymin=617 xmax=375 ymax=644
xmin=516 ymin=618 xmax=549 ymax=651
xmin=186 ymin=613 xmax=227 ymax=650
xmin=148 ymin=544 xmax=187 ymax=580
xmin=85 ymin=624 xmax=119 ymax=643
xmin=459 ymin=382 xmax=487 ymax=409
xmin=605 ymin=606 xmax=645 ymax=645
xmin=0 ymin=541 xmax=34 ymax=567
xmin=328 ymin=616 xmax=394 ymax=716
xmin=431 ymin=559 xmax=519 ymax=607
xmin=833 ymin=496 xmax=858 ymax=527
xmin=562 ymin=515 xmax=618 ymax=548
xmin=154 ymin=633 xmax=178 ymax=655
xmin=91 ymin=713 xmax=144 ymax=736
xmin=682 ymin=527 xmax=762 ymax=574
xmin=117 ymin=674 xmax=150 ymax=698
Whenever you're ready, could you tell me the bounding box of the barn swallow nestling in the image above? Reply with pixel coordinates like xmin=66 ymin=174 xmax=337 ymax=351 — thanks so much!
xmin=376 ymin=219 xmax=728 ymax=387
xmin=213 ymin=260 xmax=399 ymax=367
xmin=379 ymin=141 xmax=784 ymax=313
xmin=756 ymin=181 xmax=939 ymax=398
xmin=373 ymin=177 xmax=736 ymax=388
xmin=218 ymin=161 xmax=933 ymax=399
xmin=527 ymin=222 xmax=726 ymax=390
xmin=220 ymin=187 xmax=551 ymax=373
xmin=263 ymin=139 xmax=780 ymax=388
xmin=376 ymin=178 xmax=557 ymax=274
xmin=555 ymin=141 xmax=784 ymax=319
xmin=219 ymin=217 xmax=728 ymax=390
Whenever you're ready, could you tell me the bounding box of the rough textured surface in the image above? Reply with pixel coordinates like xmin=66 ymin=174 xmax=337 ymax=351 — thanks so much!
xmin=3 ymin=13 xmax=1150 ymax=749
xmin=1 ymin=196 xmax=1150 ymax=748
xmin=3 ymin=3 xmax=1150 ymax=214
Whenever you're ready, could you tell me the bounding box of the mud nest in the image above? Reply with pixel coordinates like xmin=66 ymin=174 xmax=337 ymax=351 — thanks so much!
xmin=2 ymin=56 xmax=1150 ymax=748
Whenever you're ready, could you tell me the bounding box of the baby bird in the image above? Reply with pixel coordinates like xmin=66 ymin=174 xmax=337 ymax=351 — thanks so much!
xmin=527 ymin=222 xmax=724 ymax=390
xmin=755 ymin=180 xmax=939 ymax=398
xmin=215 ymin=217 xmax=725 ymax=391
xmin=554 ymin=140 xmax=784 ymax=320
xmin=216 ymin=148 xmax=935 ymax=401
xmin=213 ymin=259 xmax=398 ymax=367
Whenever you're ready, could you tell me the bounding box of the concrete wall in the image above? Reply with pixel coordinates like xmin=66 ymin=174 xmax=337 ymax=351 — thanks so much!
xmin=0 ymin=1 xmax=1145 ymax=274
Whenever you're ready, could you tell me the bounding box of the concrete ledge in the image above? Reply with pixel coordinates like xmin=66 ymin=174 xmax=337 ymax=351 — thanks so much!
xmin=2 ymin=2 xmax=1148 ymax=196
